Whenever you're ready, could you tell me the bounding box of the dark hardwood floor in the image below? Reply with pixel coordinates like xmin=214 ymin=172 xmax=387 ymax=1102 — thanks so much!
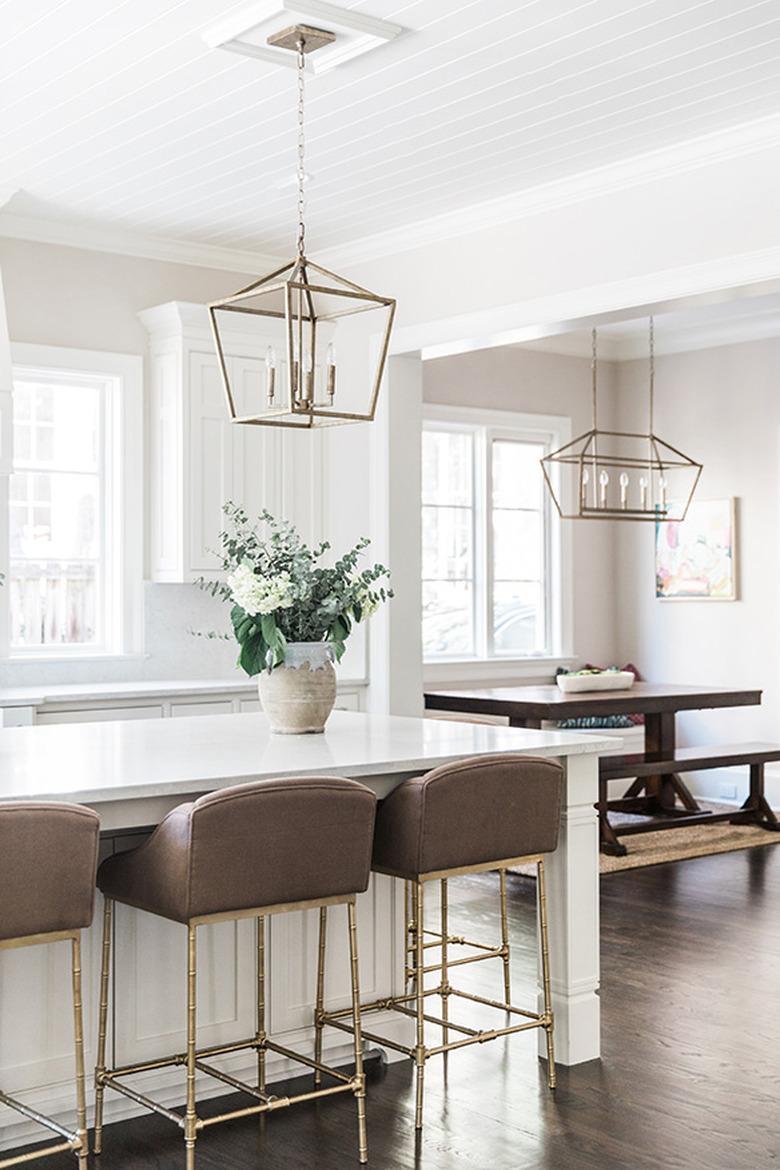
xmin=6 ymin=847 xmax=780 ymax=1169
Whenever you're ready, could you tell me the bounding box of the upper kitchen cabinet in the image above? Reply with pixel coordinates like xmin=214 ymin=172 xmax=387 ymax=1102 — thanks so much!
xmin=140 ymin=303 xmax=324 ymax=583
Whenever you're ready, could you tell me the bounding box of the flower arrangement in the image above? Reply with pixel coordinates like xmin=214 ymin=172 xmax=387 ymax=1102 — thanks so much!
xmin=202 ymin=504 xmax=392 ymax=676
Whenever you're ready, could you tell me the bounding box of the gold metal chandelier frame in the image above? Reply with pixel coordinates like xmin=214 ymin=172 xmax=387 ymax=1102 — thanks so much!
xmin=541 ymin=320 xmax=703 ymax=522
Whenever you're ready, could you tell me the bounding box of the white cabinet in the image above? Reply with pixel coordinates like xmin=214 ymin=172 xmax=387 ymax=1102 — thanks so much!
xmin=140 ymin=303 xmax=297 ymax=583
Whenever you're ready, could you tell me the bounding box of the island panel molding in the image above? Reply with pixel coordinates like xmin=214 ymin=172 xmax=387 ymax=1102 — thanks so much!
xmin=0 ymin=711 xmax=609 ymax=1155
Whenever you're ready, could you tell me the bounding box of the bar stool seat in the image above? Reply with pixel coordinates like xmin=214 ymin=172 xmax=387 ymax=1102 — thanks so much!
xmin=94 ymin=776 xmax=377 ymax=1169
xmin=0 ymin=802 xmax=100 ymax=1170
xmin=322 ymin=754 xmax=563 ymax=1131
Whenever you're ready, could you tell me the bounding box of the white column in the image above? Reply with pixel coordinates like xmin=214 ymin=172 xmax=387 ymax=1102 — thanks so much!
xmin=367 ymin=353 xmax=424 ymax=717
xmin=539 ymin=751 xmax=601 ymax=1065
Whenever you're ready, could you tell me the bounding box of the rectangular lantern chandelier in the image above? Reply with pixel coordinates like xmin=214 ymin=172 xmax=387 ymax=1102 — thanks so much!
xmin=209 ymin=24 xmax=396 ymax=429
xmin=541 ymin=321 xmax=703 ymax=522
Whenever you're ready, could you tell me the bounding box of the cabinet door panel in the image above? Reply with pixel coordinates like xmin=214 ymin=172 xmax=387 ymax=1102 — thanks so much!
xmin=37 ymin=705 xmax=164 ymax=724
xmin=230 ymin=355 xmax=283 ymax=522
xmin=189 ymin=351 xmax=233 ymax=574
xmin=171 ymin=700 xmax=233 ymax=718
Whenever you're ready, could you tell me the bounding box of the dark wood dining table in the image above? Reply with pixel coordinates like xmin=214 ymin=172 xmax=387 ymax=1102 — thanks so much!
xmin=425 ymin=682 xmax=764 ymax=851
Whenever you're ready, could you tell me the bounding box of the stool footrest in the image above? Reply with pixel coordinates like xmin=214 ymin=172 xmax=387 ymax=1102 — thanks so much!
xmin=0 ymin=1090 xmax=82 ymax=1169
xmin=321 ymin=982 xmax=547 ymax=1062
xmin=99 ymin=1033 xmax=359 ymax=1134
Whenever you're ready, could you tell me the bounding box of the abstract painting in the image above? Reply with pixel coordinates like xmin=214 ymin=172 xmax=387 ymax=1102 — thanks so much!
xmin=655 ymin=498 xmax=736 ymax=600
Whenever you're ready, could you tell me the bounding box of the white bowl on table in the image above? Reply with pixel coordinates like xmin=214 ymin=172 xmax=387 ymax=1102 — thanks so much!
xmin=556 ymin=671 xmax=635 ymax=694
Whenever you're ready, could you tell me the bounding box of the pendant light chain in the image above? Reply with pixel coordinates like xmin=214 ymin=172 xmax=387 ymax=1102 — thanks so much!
xmin=591 ymin=326 xmax=598 ymax=429
xmin=296 ymin=35 xmax=307 ymax=258
xmin=648 ymin=314 xmax=655 ymax=434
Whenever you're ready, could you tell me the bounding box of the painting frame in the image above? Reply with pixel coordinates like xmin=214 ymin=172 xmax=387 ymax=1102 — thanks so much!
xmin=655 ymin=497 xmax=737 ymax=602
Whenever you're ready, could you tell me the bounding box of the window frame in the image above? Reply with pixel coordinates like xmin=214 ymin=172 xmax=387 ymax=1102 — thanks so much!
xmin=4 ymin=344 xmax=143 ymax=661
xmin=422 ymin=403 xmax=573 ymax=675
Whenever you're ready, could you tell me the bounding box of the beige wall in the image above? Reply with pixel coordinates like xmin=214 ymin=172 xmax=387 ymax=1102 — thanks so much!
xmin=0 ymin=237 xmax=251 ymax=354
xmin=0 ymin=238 xmax=256 ymax=686
xmin=614 ymin=338 xmax=780 ymax=779
xmin=423 ymin=345 xmax=621 ymax=676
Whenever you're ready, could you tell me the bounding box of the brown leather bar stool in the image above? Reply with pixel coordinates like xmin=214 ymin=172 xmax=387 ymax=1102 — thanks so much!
xmin=0 ymin=802 xmax=99 ymax=1170
xmin=321 ymin=753 xmax=563 ymax=1130
xmin=93 ymin=777 xmax=376 ymax=1169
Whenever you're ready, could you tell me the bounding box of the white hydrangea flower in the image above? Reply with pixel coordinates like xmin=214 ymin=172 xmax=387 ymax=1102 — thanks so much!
xmin=228 ymin=564 xmax=295 ymax=615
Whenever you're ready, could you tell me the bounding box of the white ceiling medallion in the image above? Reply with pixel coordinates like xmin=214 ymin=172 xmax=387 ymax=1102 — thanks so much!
xmin=203 ymin=0 xmax=404 ymax=74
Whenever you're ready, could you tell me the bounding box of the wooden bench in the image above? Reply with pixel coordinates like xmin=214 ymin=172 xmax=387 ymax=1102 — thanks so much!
xmin=598 ymin=742 xmax=780 ymax=856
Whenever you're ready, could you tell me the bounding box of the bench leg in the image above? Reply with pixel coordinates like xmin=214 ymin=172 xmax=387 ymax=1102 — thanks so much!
xmin=597 ymin=774 xmax=628 ymax=857
xmin=731 ymin=764 xmax=780 ymax=831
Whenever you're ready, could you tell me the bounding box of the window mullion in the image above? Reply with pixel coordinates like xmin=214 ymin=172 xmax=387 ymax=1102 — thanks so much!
xmin=484 ymin=435 xmax=498 ymax=664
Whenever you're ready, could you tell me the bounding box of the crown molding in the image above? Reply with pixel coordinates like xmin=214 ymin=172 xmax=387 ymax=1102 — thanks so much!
xmin=317 ymin=111 xmax=780 ymax=270
xmin=0 ymin=211 xmax=282 ymax=275
xmin=0 ymin=188 xmax=19 ymax=214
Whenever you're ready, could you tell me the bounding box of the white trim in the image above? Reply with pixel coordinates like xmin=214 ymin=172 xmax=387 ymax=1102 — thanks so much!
xmin=422 ymin=403 xmax=572 ymax=669
xmin=507 ymin=304 xmax=780 ymax=362
xmin=317 ymin=111 xmax=780 ymax=270
xmin=424 ymin=655 xmax=578 ymax=688
xmin=204 ymin=0 xmax=404 ymax=74
xmin=0 ymin=188 xmax=18 ymax=214
xmin=0 ymin=212 xmax=277 ymax=275
xmin=395 ymin=249 xmax=780 ymax=362
xmin=6 ymin=344 xmax=143 ymax=660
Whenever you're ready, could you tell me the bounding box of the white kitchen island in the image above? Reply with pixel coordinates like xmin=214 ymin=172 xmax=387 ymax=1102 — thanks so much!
xmin=0 ymin=710 xmax=611 ymax=1155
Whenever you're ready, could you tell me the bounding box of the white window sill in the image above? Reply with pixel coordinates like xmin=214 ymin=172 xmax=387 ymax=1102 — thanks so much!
xmin=424 ymin=655 xmax=578 ymax=687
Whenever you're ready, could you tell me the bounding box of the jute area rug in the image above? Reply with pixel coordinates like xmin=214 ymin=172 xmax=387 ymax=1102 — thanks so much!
xmin=513 ymin=803 xmax=780 ymax=876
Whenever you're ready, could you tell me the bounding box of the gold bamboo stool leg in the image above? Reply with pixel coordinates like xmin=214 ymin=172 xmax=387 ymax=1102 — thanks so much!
xmin=70 ymin=933 xmax=88 ymax=1170
xmin=499 ymin=868 xmax=511 ymax=1006
xmin=404 ymin=880 xmax=414 ymax=992
xmin=314 ymin=906 xmax=327 ymax=1087
xmin=93 ymin=897 xmax=113 ymax=1156
xmin=256 ymin=915 xmax=266 ymax=1094
xmin=440 ymin=878 xmax=450 ymax=1049
xmin=347 ymin=900 xmax=368 ymax=1164
xmin=537 ymin=859 xmax=556 ymax=1090
xmin=185 ymin=924 xmax=198 ymax=1170
xmin=414 ymin=880 xmax=426 ymax=1130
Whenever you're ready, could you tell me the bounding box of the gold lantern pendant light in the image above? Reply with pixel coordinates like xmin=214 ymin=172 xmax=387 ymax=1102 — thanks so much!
xmin=541 ymin=318 xmax=702 ymax=521
xmin=209 ymin=25 xmax=397 ymax=429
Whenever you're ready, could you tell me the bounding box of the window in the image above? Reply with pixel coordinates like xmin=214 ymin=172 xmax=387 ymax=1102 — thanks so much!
xmin=7 ymin=346 xmax=142 ymax=657
xmin=422 ymin=406 xmax=567 ymax=662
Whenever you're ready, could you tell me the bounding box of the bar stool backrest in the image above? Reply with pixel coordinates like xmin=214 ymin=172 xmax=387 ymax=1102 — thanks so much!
xmin=98 ymin=777 xmax=377 ymax=923
xmin=0 ymin=802 xmax=100 ymax=942
xmin=372 ymin=754 xmax=563 ymax=878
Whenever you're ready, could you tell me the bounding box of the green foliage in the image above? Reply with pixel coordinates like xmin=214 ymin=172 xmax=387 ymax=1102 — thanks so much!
xmin=199 ymin=504 xmax=392 ymax=677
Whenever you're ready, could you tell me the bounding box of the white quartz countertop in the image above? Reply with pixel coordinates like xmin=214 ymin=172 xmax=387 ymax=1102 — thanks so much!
xmin=0 ymin=710 xmax=614 ymax=806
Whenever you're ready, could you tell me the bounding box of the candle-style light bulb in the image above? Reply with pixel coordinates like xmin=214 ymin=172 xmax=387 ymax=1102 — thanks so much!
xmin=326 ymin=341 xmax=336 ymax=403
xmin=619 ymin=471 xmax=629 ymax=509
xmin=291 ymin=334 xmax=300 ymax=401
xmin=580 ymin=466 xmax=589 ymax=509
xmin=659 ymin=475 xmax=668 ymax=511
xmin=265 ymin=345 xmax=276 ymax=405
xmin=639 ymin=475 xmax=648 ymax=510
xmin=599 ymin=469 xmax=609 ymax=507
xmin=303 ymin=348 xmax=314 ymax=402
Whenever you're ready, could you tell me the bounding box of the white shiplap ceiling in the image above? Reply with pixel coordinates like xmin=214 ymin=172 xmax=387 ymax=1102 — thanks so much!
xmin=3 ymin=0 xmax=780 ymax=260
